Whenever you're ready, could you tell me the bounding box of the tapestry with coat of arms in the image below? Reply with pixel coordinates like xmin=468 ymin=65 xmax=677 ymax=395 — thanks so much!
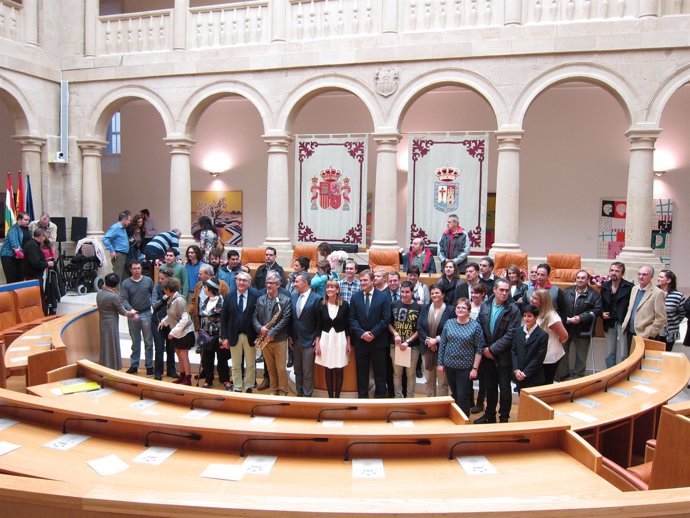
xmin=407 ymin=133 xmax=489 ymax=251
xmin=294 ymin=135 xmax=368 ymax=245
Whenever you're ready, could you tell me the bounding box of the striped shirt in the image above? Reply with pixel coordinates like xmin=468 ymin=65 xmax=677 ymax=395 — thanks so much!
xmin=661 ymin=290 xmax=687 ymax=342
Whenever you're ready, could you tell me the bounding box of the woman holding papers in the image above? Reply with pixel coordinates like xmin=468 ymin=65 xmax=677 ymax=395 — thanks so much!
xmin=437 ymin=297 xmax=485 ymax=417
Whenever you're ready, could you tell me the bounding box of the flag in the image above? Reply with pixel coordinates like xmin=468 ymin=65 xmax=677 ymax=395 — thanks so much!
xmin=25 ymin=174 xmax=35 ymax=221
xmin=16 ymin=170 xmax=24 ymax=214
xmin=4 ymin=172 xmax=16 ymax=235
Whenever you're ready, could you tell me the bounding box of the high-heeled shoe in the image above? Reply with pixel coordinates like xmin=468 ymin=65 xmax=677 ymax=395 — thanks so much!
xmin=182 ymin=374 xmax=192 ymax=386
xmin=171 ymin=373 xmax=186 ymax=384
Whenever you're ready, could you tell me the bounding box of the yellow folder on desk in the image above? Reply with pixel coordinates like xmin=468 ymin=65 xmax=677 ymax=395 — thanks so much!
xmin=60 ymin=381 xmax=101 ymax=394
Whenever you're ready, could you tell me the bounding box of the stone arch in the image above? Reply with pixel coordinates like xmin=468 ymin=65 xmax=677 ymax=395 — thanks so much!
xmin=647 ymin=64 xmax=690 ymax=126
xmin=511 ymin=63 xmax=640 ymax=128
xmin=0 ymin=75 xmax=39 ymax=135
xmin=87 ymin=85 xmax=175 ymax=139
xmin=277 ymin=74 xmax=382 ymax=132
xmin=180 ymin=80 xmax=272 ymax=137
xmin=389 ymin=68 xmax=506 ymax=130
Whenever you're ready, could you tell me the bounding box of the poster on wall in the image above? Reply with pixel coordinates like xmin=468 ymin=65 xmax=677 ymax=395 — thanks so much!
xmin=294 ymin=135 xmax=368 ymax=245
xmin=407 ymin=133 xmax=489 ymax=250
xmin=598 ymin=198 xmax=673 ymax=265
xmin=191 ymin=191 xmax=243 ymax=246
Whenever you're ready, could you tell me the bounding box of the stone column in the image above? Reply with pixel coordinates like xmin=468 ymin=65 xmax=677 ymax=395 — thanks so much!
xmin=617 ymin=127 xmax=660 ymax=264
xmin=381 ymin=0 xmax=399 ymax=33
xmin=371 ymin=132 xmax=401 ymax=249
xmin=12 ymin=136 xmax=45 ymax=214
xmin=173 ymin=0 xmax=189 ymax=50
xmin=262 ymin=132 xmax=293 ymax=251
xmin=77 ymin=139 xmax=108 ymax=237
xmin=271 ymin=0 xmax=288 ymax=42
xmin=84 ymin=0 xmax=98 ymax=56
xmin=504 ymin=0 xmax=523 ymax=25
xmin=24 ymin=0 xmax=38 ymax=46
xmin=164 ymin=137 xmax=195 ymax=240
xmin=489 ymin=129 xmax=524 ymax=254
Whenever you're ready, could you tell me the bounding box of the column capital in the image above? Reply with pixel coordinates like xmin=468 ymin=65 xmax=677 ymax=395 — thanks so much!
xmin=372 ymin=132 xmax=402 ymax=145
xmin=77 ymin=139 xmax=109 ymax=156
xmin=262 ymin=132 xmax=293 ymax=149
xmin=12 ymin=135 xmax=46 ymax=150
xmin=624 ymin=127 xmax=662 ymax=147
xmin=163 ymin=136 xmax=196 ymax=154
xmin=495 ymin=129 xmax=524 ymax=144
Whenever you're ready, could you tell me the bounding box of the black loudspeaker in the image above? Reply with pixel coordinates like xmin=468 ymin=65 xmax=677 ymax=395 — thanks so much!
xmin=52 ymin=217 xmax=67 ymax=242
xmin=71 ymin=217 xmax=88 ymax=241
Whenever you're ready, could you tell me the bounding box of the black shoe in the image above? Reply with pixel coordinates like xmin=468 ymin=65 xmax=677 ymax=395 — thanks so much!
xmin=245 ymin=388 xmax=252 ymax=394
xmin=474 ymin=415 xmax=496 ymax=424
xmin=126 ymin=366 xmax=138 ymax=374
xmin=499 ymin=418 xmax=509 ymax=423
xmin=154 ymin=374 xmax=162 ymax=381
xmin=146 ymin=368 xmax=154 ymax=377
xmin=167 ymin=370 xmax=178 ymax=379
xmin=470 ymin=404 xmax=484 ymax=414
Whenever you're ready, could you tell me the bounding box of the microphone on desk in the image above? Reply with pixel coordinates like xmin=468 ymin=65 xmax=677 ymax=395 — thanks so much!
xmin=62 ymin=417 xmax=108 ymax=434
xmin=537 ymin=390 xmax=571 ymax=400
xmin=190 ymin=396 xmax=224 ymax=410
xmin=144 ymin=430 xmax=202 ymax=448
xmin=604 ymin=368 xmax=628 ymax=392
xmin=344 ymin=438 xmax=431 ymax=461
xmin=386 ymin=409 xmax=426 ymax=423
xmin=250 ymin=402 xmax=290 ymax=417
xmin=240 ymin=437 xmax=328 ymax=457
xmin=448 ymin=437 xmax=530 ymax=460
xmin=570 ymin=379 xmax=603 ymax=402
xmin=140 ymin=388 xmax=184 ymax=400
xmin=100 ymin=376 xmax=139 ymax=389
xmin=0 ymin=404 xmax=54 ymax=414
xmin=316 ymin=406 xmax=359 ymax=422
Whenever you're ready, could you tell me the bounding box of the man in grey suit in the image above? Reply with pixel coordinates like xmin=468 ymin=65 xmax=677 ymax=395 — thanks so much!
xmin=290 ymin=271 xmax=322 ymax=397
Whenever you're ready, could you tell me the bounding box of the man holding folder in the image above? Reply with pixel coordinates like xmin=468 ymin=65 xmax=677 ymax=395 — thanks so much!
xmin=389 ymin=281 xmax=421 ymax=398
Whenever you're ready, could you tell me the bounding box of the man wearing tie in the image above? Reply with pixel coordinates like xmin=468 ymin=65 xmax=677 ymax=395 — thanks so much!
xmin=622 ymin=265 xmax=666 ymax=354
xmin=349 ymin=269 xmax=392 ymax=398
xmin=220 ymin=271 xmax=260 ymax=393
xmin=290 ymin=271 xmax=323 ymax=397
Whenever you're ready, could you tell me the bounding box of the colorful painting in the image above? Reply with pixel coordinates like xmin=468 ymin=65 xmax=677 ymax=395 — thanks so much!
xmin=191 ymin=191 xmax=243 ymax=246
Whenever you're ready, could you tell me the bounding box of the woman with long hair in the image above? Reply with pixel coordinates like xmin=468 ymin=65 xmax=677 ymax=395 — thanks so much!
xmin=417 ymin=284 xmax=454 ymax=397
xmin=657 ymin=269 xmax=686 ymax=352
xmin=159 ymin=277 xmax=195 ymax=385
xmin=506 ymin=263 xmax=528 ymax=307
xmin=185 ymin=244 xmax=207 ymax=292
xmin=529 ymin=289 xmax=568 ymax=384
xmin=287 ymin=256 xmax=311 ymax=293
xmin=310 ymin=259 xmax=332 ymax=297
xmin=314 ymin=280 xmax=351 ymax=398
xmin=437 ymin=259 xmax=460 ymax=306
xmin=127 ymin=212 xmax=146 ymax=265
xmin=197 ymin=215 xmax=218 ymax=263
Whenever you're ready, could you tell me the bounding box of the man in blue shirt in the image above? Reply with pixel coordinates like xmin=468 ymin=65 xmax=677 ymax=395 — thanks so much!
xmin=102 ymin=211 xmax=131 ymax=285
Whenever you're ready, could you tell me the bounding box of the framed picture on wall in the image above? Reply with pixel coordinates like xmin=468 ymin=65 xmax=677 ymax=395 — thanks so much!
xmin=191 ymin=191 xmax=243 ymax=246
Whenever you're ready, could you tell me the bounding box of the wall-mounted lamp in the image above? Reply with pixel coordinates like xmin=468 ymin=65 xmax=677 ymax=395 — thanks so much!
xmin=203 ymin=152 xmax=231 ymax=178
xmin=653 ymin=149 xmax=675 ymax=178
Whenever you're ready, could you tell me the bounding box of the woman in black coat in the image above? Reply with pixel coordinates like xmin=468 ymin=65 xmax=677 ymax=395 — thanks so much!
xmin=512 ymin=304 xmax=548 ymax=392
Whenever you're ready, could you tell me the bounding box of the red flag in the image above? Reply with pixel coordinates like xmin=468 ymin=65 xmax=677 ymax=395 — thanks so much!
xmin=16 ymin=170 xmax=25 ymax=214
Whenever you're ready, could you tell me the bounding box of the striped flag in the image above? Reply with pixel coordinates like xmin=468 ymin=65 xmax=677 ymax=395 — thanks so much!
xmin=16 ymin=170 xmax=25 ymax=213
xmin=25 ymin=174 xmax=35 ymax=221
xmin=4 ymin=172 xmax=16 ymax=235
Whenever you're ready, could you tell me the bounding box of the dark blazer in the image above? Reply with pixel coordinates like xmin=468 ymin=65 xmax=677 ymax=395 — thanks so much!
xmin=401 ymin=249 xmax=437 ymax=273
xmin=477 ymin=297 xmax=522 ymax=367
xmin=316 ymin=301 xmax=350 ymax=334
xmin=562 ymin=286 xmax=602 ymax=337
xmin=349 ymin=288 xmax=392 ymax=350
xmin=512 ymin=325 xmax=548 ymax=388
xmin=290 ymin=290 xmax=322 ymax=348
xmin=220 ymin=287 xmax=260 ymax=346
xmin=416 ymin=302 xmax=454 ymax=355
xmin=21 ymin=238 xmax=49 ymax=279
xmin=600 ymin=278 xmax=633 ymax=331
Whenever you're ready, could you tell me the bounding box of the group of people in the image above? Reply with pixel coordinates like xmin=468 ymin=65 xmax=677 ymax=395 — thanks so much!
xmin=94 ymin=211 xmax=687 ymax=420
xmin=1 ymin=212 xmax=58 ymax=284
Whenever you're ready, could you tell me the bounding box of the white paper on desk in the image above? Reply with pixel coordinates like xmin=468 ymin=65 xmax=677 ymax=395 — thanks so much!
xmin=391 ymin=419 xmax=415 ymax=428
xmin=394 ymin=346 xmax=411 ymax=368
xmin=132 ymin=447 xmax=176 ymax=466
xmin=130 ymin=399 xmax=159 ymax=410
xmin=568 ymin=411 xmax=598 ymax=424
xmin=0 ymin=441 xmax=21 ymax=456
xmin=629 ymin=375 xmax=652 ymax=385
xmin=200 ymin=463 xmax=245 ymax=481
xmin=644 ymin=355 xmax=661 ymax=361
xmin=573 ymin=398 xmax=601 ymax=409
xmin=0 ymin=418 xmax=19 ymax=431
xmin=607 ymin=387 xmax=632 ymax=397
xmin=251 ymin=416 xmax=275 ymax=425
xmin=9 ymin=346 xmax=30 ymax=351
xmin=10 ymin=356 xmax=27 ymax=363
xmin=34 ymin=342 xmax=52 ymax=346
xmin=182 ymin=409 xmax=211 ymax=420
xmin=61 ymin=378 xmax=88 ymax=386
xmin=633 ymin=384 xmax=658 ymax=394
xmin=43 ymin=433 xmax=90 ymax=451
xmin=242 ymin=455 xmax=277 ymax=475
xmin=49 ymin=388 xmax=64 ymax=396
xmin=352 ymin=458 xmax=385 ymax=478
xmin=141 ymin=409 xmax=160 ymax=416
xmin=662 ymin=351 xmax=683 ymax=357
xmin=640 ymin=365 xmax=661 ymax=372
xmin=87 ymin=388 xmax=115 ymax=398
xmin=457 ymin=455 xmax=497 ymax=475
xmin=22 ymin=334 xmax=51 ymax=339
xmin=87 ymin=454 xmax=129 ymax=476
xmin=321 ymin=420 xmax=344 ymax=427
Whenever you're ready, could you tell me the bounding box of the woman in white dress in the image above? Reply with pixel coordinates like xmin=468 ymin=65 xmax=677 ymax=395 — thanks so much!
xmin=314 ymin=280 xmax=351 ymax=398
xmin=530 ymin=288 xmax=569 ymax=384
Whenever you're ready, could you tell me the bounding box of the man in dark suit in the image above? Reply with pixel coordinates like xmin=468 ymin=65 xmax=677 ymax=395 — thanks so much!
xmin=290 ymin=271 xmax=322 ymax=397
xmin=221 ymin=271 xmax=260 ymax=393
xmin=349 ymin=269 xmax=392 ymax=398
